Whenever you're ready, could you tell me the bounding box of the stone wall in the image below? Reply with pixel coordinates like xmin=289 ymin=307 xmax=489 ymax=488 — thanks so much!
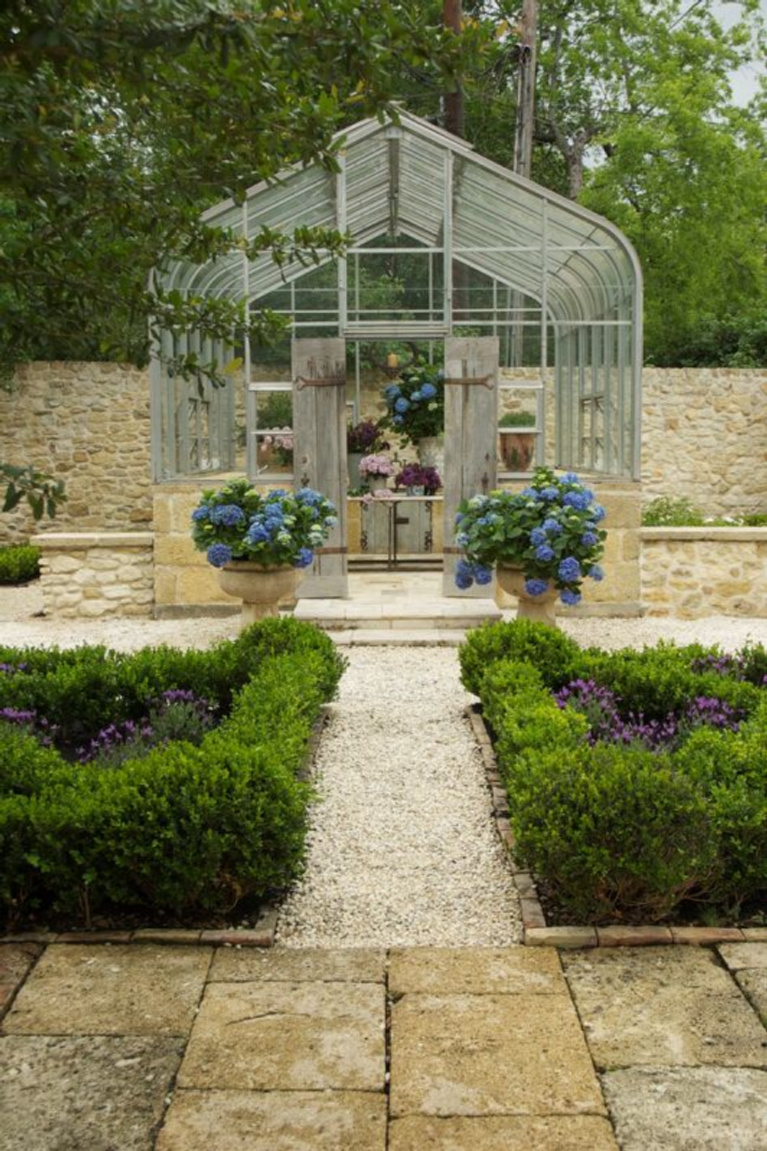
xmin=32 ymin=532 xmax=154 ymax=618
xmin=0 ymin=362 xmax=152 ymax=545
xmin=641 ymin=369 xmax=767 ymax=515
xmin=641 ymin=528 xmax=767 ymax=618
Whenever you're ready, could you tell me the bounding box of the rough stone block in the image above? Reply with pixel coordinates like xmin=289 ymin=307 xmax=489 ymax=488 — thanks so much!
xmin=602 ymin=1067 xmax=767 ymax=1151
xmin=209 ymin=947 xmax=385 ymax=984
xmin=388 ymin=947 xmax=565 ymax=997
xmin=4 ymin=944 xmax=211 ymax=1037
xmin=390 ymin=992 xmax=605 ymax=1118
xmin=156 ymin=1089 xmax=387 ymax=1151
xmin=563 ymin=946 xmax=767 ymax=1070
xmin=179 ymin=980 xmax=385 ymax=1092
xmin=733 ymin=970 xmax=767 ymax=1025
xmin=717 ymin=943 xmax=767 ymax=971
xmin=389 ymin=1115 xmax=618 ymax=1151
xmin=0 ymin=1034 xmax=183 ymax=1151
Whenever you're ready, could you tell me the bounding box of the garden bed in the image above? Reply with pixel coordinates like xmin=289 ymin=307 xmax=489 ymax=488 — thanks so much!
xmin=460 ymin=620 xmax=767 ymax=938
xmin=0 ymin=617 xmax=344 ymax=935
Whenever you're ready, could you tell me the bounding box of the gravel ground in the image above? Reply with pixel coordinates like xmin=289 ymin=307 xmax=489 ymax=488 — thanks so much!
xmin=276 ymin=646 xmax=522 ymax=948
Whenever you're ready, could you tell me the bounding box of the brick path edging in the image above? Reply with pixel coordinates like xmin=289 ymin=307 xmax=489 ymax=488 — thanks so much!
xmin=467 ymin=705 xmax=767 ymax=949
xmin=0 ymin=707 xmax=333 ymax=950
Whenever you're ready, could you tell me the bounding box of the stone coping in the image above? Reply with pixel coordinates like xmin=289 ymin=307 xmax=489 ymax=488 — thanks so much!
xmin=641 ymin=526 xmax=767 ymax=542
xmin=32 ymin=531 xmax=154 ymax=550
xmin=468 ymin=706 xmax=762 ymax=950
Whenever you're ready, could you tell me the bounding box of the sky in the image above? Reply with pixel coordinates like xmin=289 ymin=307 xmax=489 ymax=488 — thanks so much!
xmin=713 ymin=0 xmax=766 ymax=104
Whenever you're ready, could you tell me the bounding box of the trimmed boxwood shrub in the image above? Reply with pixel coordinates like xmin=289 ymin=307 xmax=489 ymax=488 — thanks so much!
xmin=463 ymin=621 xmax=767 ymax=923
xmin=0 ymin=544 xmax=40 ymax=584
xmin=0 ymin=620 xmax=345 ymax=928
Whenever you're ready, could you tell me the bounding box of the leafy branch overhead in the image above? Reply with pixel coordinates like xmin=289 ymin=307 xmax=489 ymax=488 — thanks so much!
xmin=1 ymin=464 xmax=67 ymax=520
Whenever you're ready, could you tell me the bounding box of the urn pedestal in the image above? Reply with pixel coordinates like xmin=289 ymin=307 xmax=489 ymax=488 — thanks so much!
xmin=495 ymin=565 xmax=559 ymax=627
xmin=218 ymin=563 xmax=298 ymax=627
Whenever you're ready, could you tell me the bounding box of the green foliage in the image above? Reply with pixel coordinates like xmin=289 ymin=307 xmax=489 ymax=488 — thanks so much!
xmin=470 ymin=628 xmax=767 ymax=921
xmin=459 ymin=619 xmax=584 ymax=695
xmin=642 ymin=497 xmax=704 ymax=527
xmin=672 ymin=312 xmax=767 ymax=369
xmin=0 ymin=544 xmax=40 ymax=584
xmin=1 ymin=464 xmax=67 ymax=520
xmin=0 ymin=621 xmax=344 ymax=927
xmin=257 ymin=391 xmax=293 ymax=430
xmin=498 ymin=412 xmax=536 ymax=428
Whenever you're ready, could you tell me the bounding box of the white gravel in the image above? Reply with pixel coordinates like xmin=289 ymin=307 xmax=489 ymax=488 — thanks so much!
xmin=276 ymin=646 xmax=522 ymax=949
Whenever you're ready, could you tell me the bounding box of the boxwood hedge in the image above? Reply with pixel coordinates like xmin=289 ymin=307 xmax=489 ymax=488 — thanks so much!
xmin=0 ymin=618 xmax=345 ymax=928
xmin=460 ymin=621 xmax=767 ymax=923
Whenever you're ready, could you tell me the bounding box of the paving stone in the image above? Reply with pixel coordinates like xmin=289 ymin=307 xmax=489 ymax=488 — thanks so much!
xmin=733 ymin=970 xmax=767 ymax=1025
xmin=209 ymin=946 xmax=385 ymax=984
xmin=3 ymin=944 xmax=211 ymax=1036
xmin=602 ymin=1067 xmax=767 ymax=1151
xmin=389 ymin=1115 xmax=619 ymax=1150
xmin=388 ymin=947 xmax=565 ymax=997
xmin=390 ymin=992 xmax=605 ymax=1118
xmin=156 ymin=1089 xmax=386 ymax=1151
xmin=178 ymin=980 xmax=385 ymax=1091
xmin=0 ymin=942 xmax=40 ymax=984
xmin=563 ymin=947 xmax=767 ymax=1070
xmin=0 ymin=1034 xmax=183 ymax=1151
xmin=742 ymin=928 xmax=767 ymax=942
xmin=718 ymin=942 xmax=767 ymax=971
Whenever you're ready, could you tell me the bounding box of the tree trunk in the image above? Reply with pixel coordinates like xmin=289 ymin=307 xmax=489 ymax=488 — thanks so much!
xmin=443 ymin=0 xmax=464 ymax=138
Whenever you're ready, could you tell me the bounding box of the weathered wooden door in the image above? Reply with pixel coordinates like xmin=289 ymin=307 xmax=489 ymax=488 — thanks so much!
xmin=292 ymin=338 xmax=348 ymax=598
xmin=442 ymin=336 xmax=499 ymax=597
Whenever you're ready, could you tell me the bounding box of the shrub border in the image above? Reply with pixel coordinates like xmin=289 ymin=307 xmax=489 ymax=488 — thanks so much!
xmin=468 ymin=705 xmax=767 ymax=949
xmin=0 ymin=705 xmax=331 ymax=949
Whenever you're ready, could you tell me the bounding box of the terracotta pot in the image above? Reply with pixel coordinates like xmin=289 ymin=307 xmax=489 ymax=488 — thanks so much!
xmin=495 ymin=564 xmax=558 ymax=627
xmin=218 ymin=562 xmax=298 ymax=627
xmin=498 ymin=430 xmax=536 ymax=472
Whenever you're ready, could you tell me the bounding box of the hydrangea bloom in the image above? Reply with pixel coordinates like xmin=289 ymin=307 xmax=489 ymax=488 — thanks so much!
xmin=581 ymin=531 xmax=598 ymax=547
xmin=587 ymin=564 xmax=605 ymax=582
xmin=563 ymin=491 xmax=590 ymax=511
xmin=394 ymin=396 xmax=410 ymax=413
xmin=542 ymin=517 xmax=563 ymax=534
xmin=421 ymin=382 xmax=437 ymax=399
xmin=473 ymin=564 xmax=493 ymax=586
xmin=191 ymin=506 xmax=209 ymax=522
xmin=558 ymin=556 xmax=582 ymax=582
xmin=247 ymin=522 xmax=270 ymax=544
xmin=592 ymin=504 xmax=607 ymax=522
xmin=530 ymin=527 xmax=547 ymax=546
xmin=455 ymin=558 xmax=474 ymax=590
xmin=207 ymin=543 xmax=233 ymax=568
xmin=294 ymin=547 xmax=314 ymax=568
xmin=560 ymin=588 xmax=581 ymax=606
xmin=525 ymin=578 xmax=549 ymax=597
xmin=535 ymin=544 xmax=555 ymax=562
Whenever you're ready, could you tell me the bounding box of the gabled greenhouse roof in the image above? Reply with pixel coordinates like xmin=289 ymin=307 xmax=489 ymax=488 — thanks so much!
xmin=158 ymin=110 xmax=642 ymax=329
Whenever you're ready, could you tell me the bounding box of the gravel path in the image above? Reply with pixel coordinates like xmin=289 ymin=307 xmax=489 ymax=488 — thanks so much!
xmin=276 ymin=647 xmax=522 ymax=949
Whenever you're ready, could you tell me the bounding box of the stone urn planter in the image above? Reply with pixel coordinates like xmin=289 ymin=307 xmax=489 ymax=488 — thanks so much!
xmin=495 ymin=564 xmax=559 ymax=627
xmin=217 ymin=562 xmax=298 ymax=626
xmin=498 ymin=430 xmax=536 ymax=473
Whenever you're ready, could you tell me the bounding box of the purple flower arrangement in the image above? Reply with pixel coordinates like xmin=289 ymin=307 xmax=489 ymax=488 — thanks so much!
xmin=191 ymin=478 xmax=337 ymax=570
xmin=453 ymin=466 xmax=607 ymax=601
xmin=554 ymin=678 xmax=742 ymax=752
xmin=359 ymin=453 xmax=396 ymax=480
xmin=395 ymin=463 xmax=442 ymax=494
xmin=347 ymin=419 xmax=389 ymax=454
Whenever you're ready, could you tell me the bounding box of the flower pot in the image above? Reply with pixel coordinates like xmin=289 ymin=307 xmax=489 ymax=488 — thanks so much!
xmin=218 ymin=562 xmax=298 ymax=627
xmin=498 ymin=430 xmax=536 ymax=472
xmin=416 ymin=436 xmax=445 ymax=474
xmin=495 ymin=564 xmax=559 ymax=627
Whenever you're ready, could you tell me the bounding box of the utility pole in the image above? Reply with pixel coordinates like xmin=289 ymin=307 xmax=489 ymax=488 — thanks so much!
xmin=511 ymin=0 xmax=538 ymax=365
xmin=443 ymin=0 xmax=464 ymax=138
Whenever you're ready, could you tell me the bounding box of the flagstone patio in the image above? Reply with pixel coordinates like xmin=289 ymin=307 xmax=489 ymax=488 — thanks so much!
xmin=2 ymin=941 xmax=767 ymax=1150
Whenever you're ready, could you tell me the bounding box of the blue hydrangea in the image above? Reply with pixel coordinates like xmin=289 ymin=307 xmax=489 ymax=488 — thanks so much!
xmin=562 ymin=471 xmax=580 ymax=484
xmin=558 ymin=556 xmax=582 ymax=582
xmin=560 ymin=588 xmax=582 ymax=606
xmin=592 ymin=504 xmax=607 ymax=522
xmin=191 ymin=506 xmax=210 ymax=522
xmin=296 ymin=488 xmax=324 ymax=506
xmin=421 ymin=382 xmax=437 ymax=399
xmin=530 ymin=527 xmax=547 ymax=546
xmin=456 ymin=532 xmax=469 ymax=547
xmin=535 ymin=544 xmax=555 ymax=562
xmin=525 ymin=578 xmax=549 ymax=597
xmin=267 ymin=488 xmax=289 ymax=499
xmin=521 ymin=487 xmax=538 ymax=498
xmin=247 ymin=522 xmax=270 ymax=544
xmin=411 ymin=390 xmax=422 ymax=402
xmin=209 ymin=503 xmax=246 ymax=527
xmin=476 ymin=516 xmax=489 ymax=526
xmin=581 ymin=531 xmax=598 ymax=547
xmin=587 ymin=564 xmax=605 ymax=582
xmin=384 ymin=384 xmax=401 ymax=399
xmin=395 ymin=397 xmax=410 ymax=413
xmin=542 ymin=517 xmax=563 ymax=535
xmin=473 ymin=564 xmax=493 ymax=586
xmin=324 ymin=515 xmax=338 ymax=528
xmin=294 ymin=547 xmax=314 ymax=568
xmin=455 ymin=558 xmax=474 ymax=590
xmin=206 ymin=543 xmax=233 ymax=568
xmin=393 ymin=415 xmax=404 ymax=425
xmin=563 ymin=491 xmax=590 ymax=511
xmin=540 ymin=486 xmax=560 ymax=501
